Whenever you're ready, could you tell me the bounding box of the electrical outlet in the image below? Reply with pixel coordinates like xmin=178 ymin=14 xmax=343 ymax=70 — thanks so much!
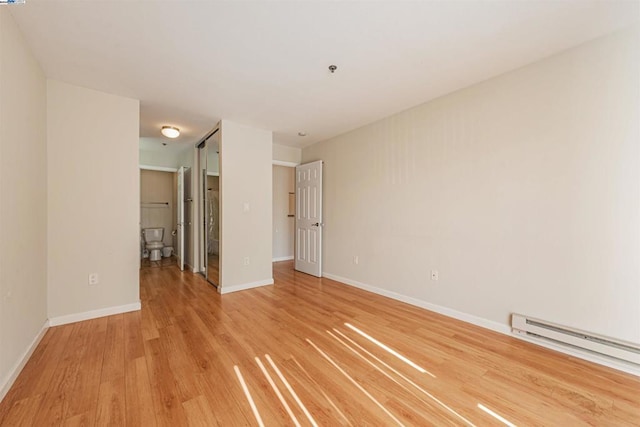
xmin=243 ymin=257 xmax=250 ymax=266
xmin=431 ymin=270 xmax=439 ymax=281
xmin=88 ymin=273 xmax=99 ymax=286
xmin=353 ymin=256 xmax=359 ymax=265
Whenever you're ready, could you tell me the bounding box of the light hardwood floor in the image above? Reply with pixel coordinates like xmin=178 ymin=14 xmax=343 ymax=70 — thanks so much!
xmin=0 ymin=261 xmax=638 ymax=426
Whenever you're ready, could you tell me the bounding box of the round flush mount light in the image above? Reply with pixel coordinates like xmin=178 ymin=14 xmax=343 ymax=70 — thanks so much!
xmin=298 ymin=132 xmax=307 ymax=137
xmin=161 ymin=126 xmax=180 ymax=138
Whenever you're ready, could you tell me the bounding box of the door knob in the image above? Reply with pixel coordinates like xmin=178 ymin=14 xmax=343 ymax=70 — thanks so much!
xmin=312 ymin=222 xmax=319 ymax=226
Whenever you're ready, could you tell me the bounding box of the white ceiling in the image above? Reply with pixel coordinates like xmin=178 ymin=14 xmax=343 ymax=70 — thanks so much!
xmin=9 ymin=1 xmax=639 ymax=151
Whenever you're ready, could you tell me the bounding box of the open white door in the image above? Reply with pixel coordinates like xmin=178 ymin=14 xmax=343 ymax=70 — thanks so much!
xmin=177 ymin=166 xmax=185 ymax=271
xmin=295 ymin=160 xmax=323 ymax=277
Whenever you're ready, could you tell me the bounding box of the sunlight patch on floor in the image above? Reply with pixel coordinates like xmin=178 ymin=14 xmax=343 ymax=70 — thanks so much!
xmin=331 ymin=328 xmax=477 ymax=427
xmin=265 ymin=354 xmax=318 ymax=427
xmin=234 ymin=365 xmax=265 ymax=427
xmin=478 ymin=403 xmax=517 ymax=427
xmin=232 ymin=328 xmax=513 ymax=427
xmin=255 ymin=357 xmax=301 ymax=426
xmin=290 ymin=355 xmax=353 ymax=426
xmin=344 ymin=322 xmax=435 ymax=377
xmin=306 ymin=338 xmax=406 ymax=427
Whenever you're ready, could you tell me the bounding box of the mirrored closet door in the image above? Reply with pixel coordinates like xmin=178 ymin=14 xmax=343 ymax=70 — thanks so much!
xmin=196 ymin=127 xmax=220 ymax=287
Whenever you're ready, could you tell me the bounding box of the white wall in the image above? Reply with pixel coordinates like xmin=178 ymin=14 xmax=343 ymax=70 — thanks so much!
xmin=220 ymin=120 xmax=273 ymax=292
xmin=207 ymin=144 xmax=220 ymax=175
xmin=302 ymin=27 xmax=640 ymax=344
xmin=273 ymin=165 xmax=295 ymax=260
xmin=0 ymin=8 xmax=48 ymax=397
xmin=139 ymin=148 xmax=177 ymax=170
xmin=273 ymin=143 xmax=301 ymax=165
xmin=47 ymin=80 xmax=140 ymax=319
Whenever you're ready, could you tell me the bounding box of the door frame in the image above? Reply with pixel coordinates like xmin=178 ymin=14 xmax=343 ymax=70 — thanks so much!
xmin=177 ymin=166 xmax=185 ymax=271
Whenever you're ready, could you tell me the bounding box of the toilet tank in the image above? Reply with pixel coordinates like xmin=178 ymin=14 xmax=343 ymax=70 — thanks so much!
xmin=143 ymin=228 xmax=164 ymax=243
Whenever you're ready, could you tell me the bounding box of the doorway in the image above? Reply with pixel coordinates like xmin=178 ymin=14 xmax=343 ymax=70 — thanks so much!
xmin=272 ymin=165 xmax=295 ymax=262
xmin=139 ymin=169 xmax=178 ymax=268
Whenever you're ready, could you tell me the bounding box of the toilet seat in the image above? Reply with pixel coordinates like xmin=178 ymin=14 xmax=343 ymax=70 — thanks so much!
xmin=146 ymin=242 xmax=164 ymax=250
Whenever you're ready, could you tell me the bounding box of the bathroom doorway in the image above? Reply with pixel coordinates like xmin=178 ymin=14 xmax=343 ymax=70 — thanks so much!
xmin=140 ymin=168 xmax=178 ymax=267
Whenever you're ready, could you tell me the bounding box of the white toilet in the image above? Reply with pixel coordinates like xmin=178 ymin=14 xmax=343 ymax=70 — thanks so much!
xmin=143 ymin=228 xmax=164 ymax=261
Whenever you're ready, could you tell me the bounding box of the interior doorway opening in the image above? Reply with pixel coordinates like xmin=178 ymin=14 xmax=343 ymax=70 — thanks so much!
xmin=139 ymin=168 xmax=178 ymax=268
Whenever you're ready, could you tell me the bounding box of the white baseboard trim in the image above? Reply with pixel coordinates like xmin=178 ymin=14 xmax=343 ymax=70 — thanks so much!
xmin=272 ymin=256 xmax=294 ymax=262
xmin=48 ymin=301 xmax=142 ymax=327
xmin=322 ymin=272 xmax=640 ymax=377
xmin=323 ymin=272 xmax=509 ymax=334
xmin=220 ymin=278 xmax=274 ymax=294
xmin=0 ymin=320 xmax=49 ymax=401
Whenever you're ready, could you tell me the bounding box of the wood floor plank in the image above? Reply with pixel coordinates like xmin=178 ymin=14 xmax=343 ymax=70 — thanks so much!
xmin=123 ymin=310 xmax=145 ymax=361
xmin=95 ymin=378 xmax=126 ymax=426
xmin=124 ymin=356 xmax=156 ymax=426
xmin=0 ymin=394 xmax=44 ymax=427
xmin=143 ymin=338 xmax=189 ymax=426
xmin=0 ymin=260 xmax=638 ymax=426
xmin=181 ymin=395 xmax=219 ymax=427
xmin=0 ymin=327 xmax=70 ymax=426
xmin=62 ymin=318 xmax=107 ymax=421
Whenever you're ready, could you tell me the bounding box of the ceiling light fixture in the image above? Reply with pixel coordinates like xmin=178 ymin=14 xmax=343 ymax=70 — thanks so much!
xmin=161 ymin=126 xmax=180 ymax=138
xmin=298 ymin=132 xmax=307 ymax=137
xmin=328 ymin=65 xmax=337 ymax=73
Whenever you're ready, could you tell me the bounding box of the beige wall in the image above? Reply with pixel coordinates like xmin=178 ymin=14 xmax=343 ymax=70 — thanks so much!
xmin=303 ymin=27 xmax=640 ymax=343
xmin=273 ymin=143 xmax=301 ymax=164
xmin=220 ymin=120 xmax=273 ymax=292
xmin=47 ymin=80 xmax=140 ymax=319
xmin=273 ymin=165 xmax=295 ymax=260
xmin=139 ymin=149 xmax=179 ymax=170
xmin=140 ymin=170 xmax=176 ymax=248
xmin=0 ymin=9 xmax=48 ymax=396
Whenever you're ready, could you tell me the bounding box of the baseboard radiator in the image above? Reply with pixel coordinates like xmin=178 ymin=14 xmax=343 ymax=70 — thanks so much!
xmin=511 ymin=314 xmax=640 ymax=365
